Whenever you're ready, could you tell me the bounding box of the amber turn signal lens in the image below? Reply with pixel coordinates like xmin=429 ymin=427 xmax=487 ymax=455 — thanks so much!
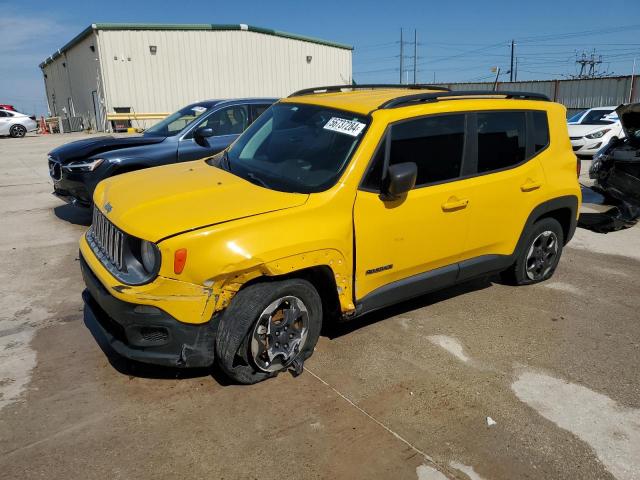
xmin=174 ymin=248 xmax=187 ymax=274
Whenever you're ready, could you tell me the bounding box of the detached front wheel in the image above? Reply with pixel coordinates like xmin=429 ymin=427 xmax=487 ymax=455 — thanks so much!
xmin=215 ymin=279 xmax=322 ymax=384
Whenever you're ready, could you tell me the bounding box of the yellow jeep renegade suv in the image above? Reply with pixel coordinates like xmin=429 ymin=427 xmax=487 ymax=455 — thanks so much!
xmin=80 ymin=85 xmax=580 ymax=384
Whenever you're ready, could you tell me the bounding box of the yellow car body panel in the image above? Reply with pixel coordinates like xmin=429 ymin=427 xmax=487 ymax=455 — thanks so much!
xmin=81 ymin=93 xmax=581 ymax=327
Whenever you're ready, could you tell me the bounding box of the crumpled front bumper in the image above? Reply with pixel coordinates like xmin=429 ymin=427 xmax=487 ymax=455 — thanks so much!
xmin=81 ymin=254 xmax=217 ymax=368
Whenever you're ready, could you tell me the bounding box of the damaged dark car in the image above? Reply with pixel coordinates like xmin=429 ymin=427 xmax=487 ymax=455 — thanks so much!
xmin=586 ymin=103 xmax=640 ymax=232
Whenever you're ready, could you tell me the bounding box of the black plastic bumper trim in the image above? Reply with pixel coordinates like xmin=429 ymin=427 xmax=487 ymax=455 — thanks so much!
xmin=81 ymin=254 xmax=216 ymax=368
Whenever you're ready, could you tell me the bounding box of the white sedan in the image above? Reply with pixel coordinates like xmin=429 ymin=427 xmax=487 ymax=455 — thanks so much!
xmin=567 ymin=106 xmax=625 ymax=157
xmin=0 ymin=109 xmax=38 ymax=138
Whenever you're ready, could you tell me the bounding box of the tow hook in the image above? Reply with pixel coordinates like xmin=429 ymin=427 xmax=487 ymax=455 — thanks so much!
xmin=176 ymin=344 xmax=188 ymax=367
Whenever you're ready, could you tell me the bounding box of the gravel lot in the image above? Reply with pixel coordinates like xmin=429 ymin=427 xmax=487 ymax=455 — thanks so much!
xmin=1 ymin=133 xmax=639 ymax=480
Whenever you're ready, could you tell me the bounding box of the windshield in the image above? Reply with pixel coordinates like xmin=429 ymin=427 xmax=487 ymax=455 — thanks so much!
xmin=580 ymin=109 xmax=616 ymax=125
xmin=221 ymin=103 xmax=369 ymax=193
xmin=144 ymin=104 xmax=210 ymax=136
xmin=567 ymin=111 xmax=585 ymax=123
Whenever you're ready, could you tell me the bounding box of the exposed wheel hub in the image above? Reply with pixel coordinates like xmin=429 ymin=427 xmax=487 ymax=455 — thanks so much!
xmin=525 ymin=230 xmax=558 ymax=281
xmin=250 ymin=296 xmax=309 ymax=372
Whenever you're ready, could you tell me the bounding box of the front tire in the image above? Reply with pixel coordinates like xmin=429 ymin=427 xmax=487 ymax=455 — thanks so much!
xmin=215 ymin=278 xmax=322 ymax=384
xmin=502 ymin=217 xmax=564 ymax=285
xmin=10 ymin=125 xmax=27 ymax=138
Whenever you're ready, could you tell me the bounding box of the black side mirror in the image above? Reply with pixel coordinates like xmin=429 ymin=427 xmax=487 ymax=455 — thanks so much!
xmin=383 ymin=162 xmax=417 ymax=200
xmin=194 ymin=127 xmax=215 ymax=147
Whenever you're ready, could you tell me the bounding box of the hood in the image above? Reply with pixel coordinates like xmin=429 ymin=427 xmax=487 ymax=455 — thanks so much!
xmin=567 ymin=124 xmax=615 ymax=138
xmin=49 ymin=135 xmax=166 ymax=163
xmin=93 ymin=160 xmax=309 ymax=242
xmin=616 ymin=104 xmax=640 ymax=144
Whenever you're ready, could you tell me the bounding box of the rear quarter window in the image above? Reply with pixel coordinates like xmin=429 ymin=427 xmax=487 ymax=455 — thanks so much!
xmin=532 ymin=111 xmax=550 ymax=153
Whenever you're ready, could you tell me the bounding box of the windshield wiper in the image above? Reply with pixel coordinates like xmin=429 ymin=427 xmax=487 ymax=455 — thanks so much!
xmin=245 ymin=172 xmax=271 ymax=189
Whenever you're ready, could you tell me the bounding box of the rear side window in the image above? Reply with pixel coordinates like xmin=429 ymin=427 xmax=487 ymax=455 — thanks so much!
xmin=390 ymin=114 xmax=465 ymax=186
xmin=477 ymin=111 xmax=526 ymax=173
xmin=532 ymin=111 xmax=550 ymax=153
xmin=204 ymin=105 xmax=249 ymax=136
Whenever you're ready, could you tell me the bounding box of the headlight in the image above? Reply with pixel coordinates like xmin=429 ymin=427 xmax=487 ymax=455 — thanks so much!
xmin=140 ymin=240 xmax=160 ymax=274
xmin=63 ymin=158 xmax=104 ymax=172
xmin=585 ymin=129 xmax=610 ymax=139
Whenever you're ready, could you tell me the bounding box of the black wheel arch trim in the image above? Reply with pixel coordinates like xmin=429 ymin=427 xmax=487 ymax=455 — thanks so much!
xmin=513 ymin=195 xmax=578 ymax=258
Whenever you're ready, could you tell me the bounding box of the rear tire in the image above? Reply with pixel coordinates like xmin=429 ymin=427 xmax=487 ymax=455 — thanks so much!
xmin=215 ymin=278 xmax=322 ymax=384
xmin=501 ymin=217 xmax=564 ymax=286
xmin=10 ymin=125 xmax=27 ymax=138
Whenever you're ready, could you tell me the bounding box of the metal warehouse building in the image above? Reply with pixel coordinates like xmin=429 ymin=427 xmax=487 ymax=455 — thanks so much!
xmin=436 ymin=76 xmax=639 ymax=116
xmin=39 ymin=23 xmax=353 ymax=132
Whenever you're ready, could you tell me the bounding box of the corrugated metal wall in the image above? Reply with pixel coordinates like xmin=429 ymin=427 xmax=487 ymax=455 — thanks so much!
xmin=97 ymin=29 xmax=352 ymax=119
xmin=437 ymin=76 xmax=639 ymax=114
xmin=42 ymin=33 xmax=106 ymax=131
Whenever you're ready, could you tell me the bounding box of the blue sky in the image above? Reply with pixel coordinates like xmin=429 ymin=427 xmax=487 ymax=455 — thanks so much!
xmin=1 ymin=0 xmax=639 ymax=115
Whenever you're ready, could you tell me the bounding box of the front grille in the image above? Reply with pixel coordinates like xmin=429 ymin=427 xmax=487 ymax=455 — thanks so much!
xmin=570 ymin=137 xmax=582 ymax=141
xmin=48 ymin=159 xmax=61 ymax=180
xmin=89 ymin=208 xmax=125 ymax=270
xmin=140 ymin=327 xmax=169 ymax=343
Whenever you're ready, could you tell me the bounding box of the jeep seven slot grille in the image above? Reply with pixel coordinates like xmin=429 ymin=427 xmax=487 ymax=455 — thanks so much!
xmin=89 ymin=208 xmax=125 ymax=270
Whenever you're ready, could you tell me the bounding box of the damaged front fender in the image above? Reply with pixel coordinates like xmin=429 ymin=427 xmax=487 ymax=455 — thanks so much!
xmin=202 ymin=249 xmax=355 ymax=318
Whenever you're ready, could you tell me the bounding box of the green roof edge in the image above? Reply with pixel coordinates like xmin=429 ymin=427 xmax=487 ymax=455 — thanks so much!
xmin=40 ymin=23 xmax=352 ymax=67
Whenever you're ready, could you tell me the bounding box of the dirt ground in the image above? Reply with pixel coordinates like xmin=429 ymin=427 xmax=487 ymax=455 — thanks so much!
xmin=1 ymin=133 xmax=639 ymax=480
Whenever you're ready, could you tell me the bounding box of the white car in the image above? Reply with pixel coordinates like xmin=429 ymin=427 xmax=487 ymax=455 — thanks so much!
xmin=567 ymin=106 xmax=625 ymax=157
xmin=0 ymin=109 xmax=38 ymax=138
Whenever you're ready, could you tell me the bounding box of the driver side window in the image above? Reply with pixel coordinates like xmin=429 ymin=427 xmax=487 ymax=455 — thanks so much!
xmin=361 ymin=114 xmax=465 ymax=191
xmin=198 ymin=105 xmax=249 ymax=137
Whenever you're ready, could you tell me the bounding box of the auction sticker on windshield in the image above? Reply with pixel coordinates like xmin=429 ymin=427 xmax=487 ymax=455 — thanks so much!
xmin=323 ymin=117 xmax=366 ymax=137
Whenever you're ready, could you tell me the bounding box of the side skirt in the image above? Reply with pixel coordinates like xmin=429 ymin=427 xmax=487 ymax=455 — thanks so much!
xmin=354 ymin=254 xmax=512 ymax=318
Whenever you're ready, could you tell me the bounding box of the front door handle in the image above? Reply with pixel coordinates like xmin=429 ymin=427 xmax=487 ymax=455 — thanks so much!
xmin=520 ymin=179 xmax=542 ymax=192
xmin=441 ymin=197 xmax=469 ymax=212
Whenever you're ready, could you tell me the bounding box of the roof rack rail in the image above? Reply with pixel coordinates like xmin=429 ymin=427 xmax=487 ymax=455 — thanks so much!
xmin=289 ymin=84 xmax=451 ymax=98
xmin=379 ymin=90 xmax=551 ymax=109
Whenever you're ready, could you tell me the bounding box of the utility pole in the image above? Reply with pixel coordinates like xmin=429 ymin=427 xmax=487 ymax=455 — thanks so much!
xmin=399 ymin=28 xmax=404 ymax=84
xmin=510 ymin=40 xmax=515 ymax=82
xmin=413 ymin=29 xmax=417 ymax=84
xmin=576 ymin=50 xmax=603 ymax=79
xmin=630 ymin=57 xmax=637 ymax=103
xmin=493 ymin=67 xmax=501 ymax=91
xmin=515 ymin=57 xmax=518 ymax=82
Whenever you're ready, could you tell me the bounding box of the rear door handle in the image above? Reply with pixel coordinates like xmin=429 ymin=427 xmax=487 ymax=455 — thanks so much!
xmin=441 ymin=197 xmax=469 ymax=212
xmin=520 ymin=179 xmax=542 ymax=192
